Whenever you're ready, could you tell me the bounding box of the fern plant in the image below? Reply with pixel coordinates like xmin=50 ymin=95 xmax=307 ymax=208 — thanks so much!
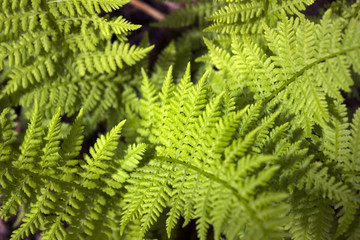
xmin=1 ymin=0 xmax=360 ymax=240
xmin=202 ymin=1 xmax=360 ymax=135
xmin=0 ymin=0 xmax=152 ymax=123
xmin=0 ymin=104 xmax=146 ymax=240
xmin=120 ymin=64 xmax=360 ymax=240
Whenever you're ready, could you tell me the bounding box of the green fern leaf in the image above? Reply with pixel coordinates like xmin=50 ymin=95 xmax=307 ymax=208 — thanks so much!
xmin=0 ymin=0 xmax=149 ymax=124
xmin=0 ymin=108 xmax=16 ymax=164
xmin=121 ymin=143 xmax=146 ymax=172
xmin=13 ymin=102 xmax=43 ymax=171
xmin=347 ymin=212 xmax=360 ymax=240
xmin=205 ymin=0 xmax=315 ymax=34
xmin=75 ymin=42 xmax=153 ymax=76
xmin=3 ymin=54 xmax=57 ymax=94
xmin=323 ymin=101 xmax=351 ymax=165
xmin=57 ymin=15 xmax=140 ymax=39
xmin=122 ymin=67 xmax=289 ymax=239
xmin=138 ymin=68 xmax=159 ymax=139
xmin=207 ymin=1 xmax=264 ymax=25
xmin=40 ymin=108 xmax=62 ymax=175
xmin=151 ymin=41 xmax=176 ymax=90
xmin=350 ymin=108 xmax=360 ymax=169
xmin=61 ymin=109 xmax=84 ymax=161
xmin=49 ymin=0 xmax=129 ymax=15
xmin=288 ymin=193 xmax=334 ymax=240
xmin=343 ymin=17 xmax=360 ymax=74
xmin=80 ymin=120 xmax=126 ymax=189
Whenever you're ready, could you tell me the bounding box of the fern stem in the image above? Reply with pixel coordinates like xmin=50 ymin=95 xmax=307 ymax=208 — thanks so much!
xmin=129 ymin=0 xmax=165 ymax=21
xmin=158 ymin=156 xmax=269 ymax=235
xmin=263 ymin=45 xmax=360 ymax=105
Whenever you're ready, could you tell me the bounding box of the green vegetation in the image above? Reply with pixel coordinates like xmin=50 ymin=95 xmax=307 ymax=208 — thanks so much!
xmin=0 ymin=0 xmax=360 ymax=239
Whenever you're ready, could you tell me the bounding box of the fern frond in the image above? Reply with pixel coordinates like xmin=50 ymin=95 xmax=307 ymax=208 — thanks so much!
xmin=47 ymin=0 xmax=129 ymax=15
xmin=272 ymin=0 xmax=315 ymax=17
xmin=0 ymin=9 xmax=46 ymax=34
xmin=10 ymin=185 xmax=59 ymax=240
xmin=0 ymin=0 xmax=149 ymax=123
xmin=231 ymin=35 xmax=277 ymax=99
xmin=138 ymin=69 xmax=159 ymax=139
xmin=238 ymin=101 xmax=262 ymax=137
xmin=347 ymin=211 xmax=360 ymax=240
xmin=343 ymin=16 xmax=360 ymax=75
xmin=17 ymin=72 xmax=124 ymax=118
xmin=238 ymin=162 xmax=279 ymax=199
xmin=303 ymin=164 xmax=356 ymax=203
xmin=66 ymin=31 xmax=100 ymax=52
xmin=3 ymin=54 xmax=58 ymax=94
xmin=203 ymin=37 xmax=239 ymax=86
xmin=151 ymin=66 xmax=176 ymax=143
xmin=81 ymin=120 xmax=126 ymax=189
xmin=58 ymin=15 xmax=140 ymax=39
xmin=296 ymin=159 xmax=359 ymax=238
xmin=350 ymin=108 xmax=360 ymax=168
xmin=287 ymin=192 xmax=334 ymax=240
xmin=207 ymin=9 xmax=360 ymax=134
xmin=75 ymin=42 xmax=153 ymax=76
xmin=61 ymin=109 xmax=84 ymax=160
xmin=40 ymin=108 xmax=62 ymax=175
xmin=122 ymin=67 xmax=289 ymax=239
xmin=0 ymin=104 xmax=141 ymax=239
xmin=151 ymin=41 xmax=176 ymax=89
xmin=121 ymin=143 xmax=146 ymax=172
xmin=323 ymin=101 xmax=351 ymax=165
xmin=335 ymin=200 xmax=358 ymax=238
xmin=0 ymin=30 xmax=54 ymax=67
xmin=120 ymin=162 xmax=172 ymax=236
xmin=224 ymin=128 xmax=258 ymax=165
xmin=205 ymin=0 xmax=315 ymax=34
xmin=13 ymin=102 xmax=43 ymax=171
xmin=0 ymin=0 xmax=41 ymax=10
xmin=207 ymin=1 xmax=263 ymax=25
xmin=0 ymin=108 xmax=16 ymax=164
xmin=207 ymin=108 xmax=246 ymax=162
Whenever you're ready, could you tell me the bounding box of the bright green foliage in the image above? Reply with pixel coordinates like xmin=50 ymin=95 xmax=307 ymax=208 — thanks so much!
xmin=1 ymin=0 xmax=360 ymax=240
xmin=0 ymin=108 xmax=16 ymax=164
xmin=204 ymin=8 xmax=360 ymax=136
xmin=284 ymin=102 xmax=360 ymax=240
xmin=205 ymin=0 xmax=315 ymax=34
xmin=0 ymin=0 xmax=152 ymax=121
xmin=0 ymin=107 xmax=145 ymax=239
xmin=119 ymin=62 xmax=360 ymax=239
xmin=121 ymin=66 xmax=292 ymax=240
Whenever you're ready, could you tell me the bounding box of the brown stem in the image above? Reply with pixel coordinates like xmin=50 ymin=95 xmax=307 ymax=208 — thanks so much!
xmin=129 ymin=0 xmax=165 ymax=21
